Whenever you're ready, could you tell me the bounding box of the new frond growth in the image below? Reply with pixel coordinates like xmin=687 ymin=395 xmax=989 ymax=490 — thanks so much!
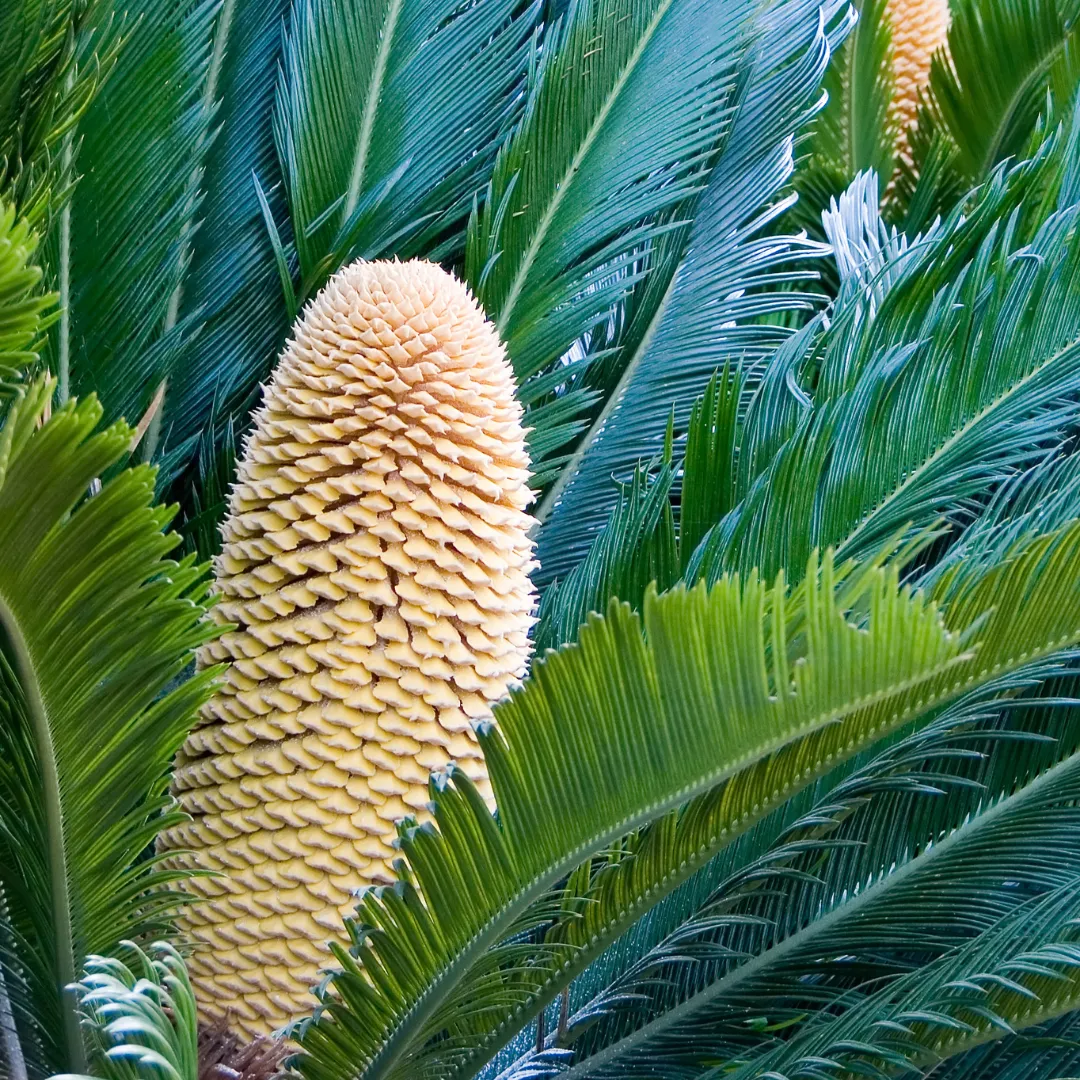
xmin=52 ymin=943 xmax=197 ymax=1080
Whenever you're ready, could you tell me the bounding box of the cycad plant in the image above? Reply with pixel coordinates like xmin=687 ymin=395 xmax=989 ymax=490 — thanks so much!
xmin=8 ymin=0 xmax=1080 ymax=1077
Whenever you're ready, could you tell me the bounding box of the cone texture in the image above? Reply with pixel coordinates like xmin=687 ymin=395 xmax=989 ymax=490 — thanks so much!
xmin=886 ymin=0 xmax=950 ymax=164
xmin=161 ymin=260 xmax=536 ymax=1038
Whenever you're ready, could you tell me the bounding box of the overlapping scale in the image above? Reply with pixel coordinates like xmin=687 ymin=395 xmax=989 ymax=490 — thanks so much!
xmin=160 ymin=259 xmax=536 ymax=1039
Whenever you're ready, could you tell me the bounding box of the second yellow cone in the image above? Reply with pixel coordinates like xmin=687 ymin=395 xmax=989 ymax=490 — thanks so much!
xmin=160 ymin=259 xmax=537 ymax=1039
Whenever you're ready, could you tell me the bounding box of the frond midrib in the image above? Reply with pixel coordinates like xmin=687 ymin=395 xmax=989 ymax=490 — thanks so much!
xmin=343 ymin=0 xmax=403 ymax=225
xmin=496 ymin=0 xmax=677 ymax=334
xmin=0 ymin=593 xmax=84 ymax=1071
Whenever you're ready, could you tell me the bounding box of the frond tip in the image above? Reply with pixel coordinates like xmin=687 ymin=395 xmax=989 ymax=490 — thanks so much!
xmin=160 ymin=259 xmax=537 ymax=1038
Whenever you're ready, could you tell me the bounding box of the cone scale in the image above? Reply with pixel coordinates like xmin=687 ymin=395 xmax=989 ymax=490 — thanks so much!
xmin=161 ymin=260 xmax=536 ymax=1038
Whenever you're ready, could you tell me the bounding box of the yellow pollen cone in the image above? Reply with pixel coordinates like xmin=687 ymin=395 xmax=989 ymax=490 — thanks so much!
xmin=160 ymin=259 xmax=537 ymax=1039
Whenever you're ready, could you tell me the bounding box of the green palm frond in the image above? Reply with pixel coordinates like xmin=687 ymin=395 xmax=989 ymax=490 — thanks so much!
xmin=465 ymin=0 xmax=745 ymax=365
xmin=470 ymin=0 xmax=842 ymax=550
xmin=934 ymin=0 xmax=1079 ymax=182
xmin=0 ymin=0 xmax=116 ymax=228
xmin=153 ymin=0 xmax=292 ymax=479
xmin=925 ymin=456 xmax=1080 ymax=605
xmin=51 ymin=943 xmax=197 ymax=1080
xmin=290 ymin=506 xmax=1080 ymax=1080
xmin=0 ymin=202 xmax=56 ymax=398
xmin=54 ymin=0 xmax=218 ymax=428
xmin=276 ymin=0 xmax=538 ymax=300
xmin=413 ymin=509 xmax=1080 ymax=1080
xmin=528 ymin=0 xmax=839 ymax=581
xmin=174 ymin=410 xmax=237 ymax=559
xmin=787 ymin=0 xmax=897 ymax=239
xmin=723 ymin=881 xmax=1080 ymax=1079
xmin=693 ymin=127 xmax=1080 ymax=587
xmin=518 ymin=666 xmax=1080 ymax=1078
xmin=0 ymin=380 xmax=218 ymax=1074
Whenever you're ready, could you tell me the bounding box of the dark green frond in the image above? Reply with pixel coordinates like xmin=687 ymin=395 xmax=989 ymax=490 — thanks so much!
xmin=525 ymin=668 xmax=1080 ymax=1079
xmin=929 ymin=1011 xmax=1080 ymax=1080
xmin=56 ymin=0 xmax=219 ymax=427
xmin=897 ymin=0 xmax=1080 ymax=226
xmin=275 ymin=0 xmax=539 ymax=300
xmin=698 ymin=129 xmax=1080 ymax=586
xmin=787 ymin=0 xmax=896 ymax=238
xmin=291 ymin=510 xmax=1080 ymax=1080
xmin=526 ymin=0 xmax=841 ymax=583
xmin=0 ymin=202 xmax=55 ymax=400
xmin=156 ymin=0 xmax=293 ymax=478
xmin=724 ymin=882 xmax=1080 ymax=1079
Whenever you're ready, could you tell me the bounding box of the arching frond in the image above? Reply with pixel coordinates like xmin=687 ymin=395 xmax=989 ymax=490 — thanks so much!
xmin=52 ymin=943 xmax=198 ymax=1080
xmin=456 ymin=126 xmax=1080 ymax=1080
xmin=0 ymin=381 xmax=217 ymax=1074
xmin=897 ymin=0 xmax=1080 ymax=224
xmin=423 ymin=511 xmax=1080 ymax=1080
xmin=515 ymin=670 xmax=1080 ymax=1079
xmin=156 ymin=0 xmax=293 ymax=478
xmin=723 ymin=882 xmax=1080 ymax=1079
xmin=290 ymin=508 xmax=1080 ymax=1080
xmin=275 ymin=0 xmax=538 ymax=301
xmin=697 ymin=127 xmax=1080 ymax=586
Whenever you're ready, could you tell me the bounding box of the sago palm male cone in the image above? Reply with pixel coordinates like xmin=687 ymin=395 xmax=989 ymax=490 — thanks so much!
xmin=160 ymin=259 xmax=537 ymax=1039
xmin=886 ymin=0 xmax=950 ymax=166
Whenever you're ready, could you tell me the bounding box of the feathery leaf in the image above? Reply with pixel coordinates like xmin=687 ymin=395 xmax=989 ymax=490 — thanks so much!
xmin=527 ymin=0 xmax=841 ymax=582
xmin=0 ymin=380 xmax=217 ymax=1073
xmin=57 ymin=0 xmax=218 ymax=426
